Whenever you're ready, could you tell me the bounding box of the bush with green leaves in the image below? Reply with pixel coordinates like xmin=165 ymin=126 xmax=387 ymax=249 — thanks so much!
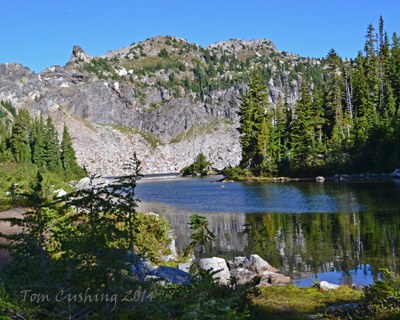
xmin=132 ymin=212 xmax=172 ymax=263
xmin=328 ymin=270 xmax=400 ymax=320
xmin=221 ymin=166 xmax=251 ymax=180
xmin=132 ymin=269 xmax=259 ymax=320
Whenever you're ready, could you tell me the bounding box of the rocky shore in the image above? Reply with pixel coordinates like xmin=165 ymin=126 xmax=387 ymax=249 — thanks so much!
xmin=137 ymin=253 xmax=291 ymax=287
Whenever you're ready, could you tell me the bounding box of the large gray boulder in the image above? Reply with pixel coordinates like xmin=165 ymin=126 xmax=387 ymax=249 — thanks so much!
xmin=230 ymin=267 xmax=258 ymax=285
xmin=227 ymin=254 xmax=291 ymax=287
xmin=198 ymin=257 xmax=231 ymax=285
xmin=149 ymin=266 xmax=192 ymax=285
xmin=228 ymin=254 xmax=278 ymax=274
xmin=258 ymin=272 xmax=291 ymax=286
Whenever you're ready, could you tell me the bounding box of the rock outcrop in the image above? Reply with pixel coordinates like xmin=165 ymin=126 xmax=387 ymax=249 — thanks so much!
xmin=134 ymin=254 xmax=290 ymax=287
xmin=198 ymin=254 xmax=291 ymax=286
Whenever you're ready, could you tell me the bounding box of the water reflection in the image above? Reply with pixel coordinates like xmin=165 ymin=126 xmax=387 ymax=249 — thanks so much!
xmin=137 ymin=178 xmax=400 ymax=284
xmin=295 ymin=264 xmax=380 ymax=287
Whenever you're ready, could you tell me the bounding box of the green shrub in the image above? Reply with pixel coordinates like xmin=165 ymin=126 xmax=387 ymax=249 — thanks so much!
xmin=330 ymin=270 xmax=400 ymax=319
xmin=222 ymin=166 xmax=250 ymax=180
xmin=133 ymin=212 xmax=172 ymax=263
xmin=180 ymin=153 xmax=211 ymax=176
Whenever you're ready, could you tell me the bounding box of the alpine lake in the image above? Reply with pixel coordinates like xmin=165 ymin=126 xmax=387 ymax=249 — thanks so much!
xmin=136 ymin=175 xmax=400 ymax=287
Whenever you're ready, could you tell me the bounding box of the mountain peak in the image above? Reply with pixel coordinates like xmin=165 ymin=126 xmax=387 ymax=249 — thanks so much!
xmin=68 ymin=45 xmax=91 ymax=64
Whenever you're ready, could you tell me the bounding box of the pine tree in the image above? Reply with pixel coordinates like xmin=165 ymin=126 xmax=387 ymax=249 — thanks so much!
xmin=352 ymin=52 xmax=373 ymax=145
xmin=273 ymin=96 xmax=290 ymax=166
xmin=60 ymin=124 xmax=83 ymax=177
xmin=238 ymin=69 xmax=275 ymax=176
xmin=44 ymin=117 xmax=61 ymax=172
xmin=312 ymin=86 xmax=326 ymax=154
xmin=289 ymin=81 xmax=315 ymax=169
xmin=364 ymin=23 xmax=380 ymax=116
xmin=32 ymin=113 xmax=47 ymax=167
xmin=10 ymin=109 xmax=32 ymax=163
xmin=0 ymin=120 xmax=9 ymax=161
xmin=389 ymin=32 xmax=400 ymax=120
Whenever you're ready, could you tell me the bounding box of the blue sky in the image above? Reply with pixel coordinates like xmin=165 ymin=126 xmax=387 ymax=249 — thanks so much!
xmin=1 ymin=0 xmax=400 ymax=72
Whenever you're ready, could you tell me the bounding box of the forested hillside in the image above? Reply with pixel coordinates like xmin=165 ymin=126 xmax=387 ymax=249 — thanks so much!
xmin=0 ymin=102 xmax=84 ymax=197
xmin=232 ymin=17 xmax=400 ymax=177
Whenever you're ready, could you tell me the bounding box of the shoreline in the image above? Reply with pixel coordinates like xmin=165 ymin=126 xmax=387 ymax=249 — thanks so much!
xmin=219 ymin=172 xmax=399 ymax=183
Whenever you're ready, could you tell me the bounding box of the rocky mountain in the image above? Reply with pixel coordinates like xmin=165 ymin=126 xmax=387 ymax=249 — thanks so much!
xmin=0 ymin=36 xmax=324 ymax=175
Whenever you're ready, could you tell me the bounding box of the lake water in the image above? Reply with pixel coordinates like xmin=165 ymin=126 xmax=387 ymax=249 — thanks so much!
xmin=136 ymin=176 xmax=400 ymax=286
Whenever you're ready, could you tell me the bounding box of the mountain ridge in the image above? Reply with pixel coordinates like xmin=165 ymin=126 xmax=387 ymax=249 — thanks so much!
xmin=0 ymin=35 xmax=324 ymax=175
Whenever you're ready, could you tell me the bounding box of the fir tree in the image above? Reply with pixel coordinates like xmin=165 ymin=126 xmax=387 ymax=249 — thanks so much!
xmin=32 ymin=113 xmax=47 ymax=167
xmin=44 ymin=117 xmax=61 ymax=172
xmin=352 ymin=52 xmax=373 ymax=145
xmin=10 ymin=109 xmax=32 ymax=163
xmin=238 ymin=69 xmax=276 ymax=176
xmin=289 ymin=81 xmax=315 ymax=169
xmin=60 ymin=124 xmax=83 ymax=177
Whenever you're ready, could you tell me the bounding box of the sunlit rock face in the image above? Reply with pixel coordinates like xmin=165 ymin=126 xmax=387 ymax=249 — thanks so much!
xmin=0 ymin=36 xmax=320 ymax=174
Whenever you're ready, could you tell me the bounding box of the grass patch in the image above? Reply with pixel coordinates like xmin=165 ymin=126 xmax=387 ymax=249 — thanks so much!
xmin=250 ymin=285 xmax=363 ymax=320
xmin=170 ymin=120 xmax=233 ymax=144
xmin=0 ymin=162 xmax=76 ymax=210
xmin=109 ymin=125 xmax=162 ymax=148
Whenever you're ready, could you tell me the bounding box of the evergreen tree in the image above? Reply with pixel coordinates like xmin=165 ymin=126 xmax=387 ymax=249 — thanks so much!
xmin=364 ymin=23 xmax=380 ymax=116
xmin=60 ymin=124 xmax=83 ymax=177
xmin=10 ymin=109 xmax=32 ymax=163
xmin=289 ymin=81 xmax=316 ymax=169
xmin=0 ymin=120 xmax=10 ymax=161
xmin=312 ymin=86 xmax=327 ymax=154
xmin=32 ymin=113 xmax=47 ymax=167
xmin=273 ymin=96 xmax=290 ymax=167
xmin=238 ymin=69 xmax=276 ymax=176
xmin=389 ymin=32 xmax=400 ymax=118
xmin=352 ymin=52 xmax=373 ymax=145
xmin=44 ymin=117 xmax=61 ymax=172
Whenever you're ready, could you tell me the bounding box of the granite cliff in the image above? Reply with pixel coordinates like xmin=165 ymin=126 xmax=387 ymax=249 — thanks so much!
xmin=0 ymin=36 xmax=323 ymax=175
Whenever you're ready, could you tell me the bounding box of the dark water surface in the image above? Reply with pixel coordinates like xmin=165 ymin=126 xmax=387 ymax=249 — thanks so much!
xmin=136 ymin=176 xmax=400 ymax=286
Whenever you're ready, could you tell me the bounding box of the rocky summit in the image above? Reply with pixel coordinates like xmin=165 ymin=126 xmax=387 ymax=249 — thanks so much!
xmin=0 ymin=36 xmax=323 ymax=175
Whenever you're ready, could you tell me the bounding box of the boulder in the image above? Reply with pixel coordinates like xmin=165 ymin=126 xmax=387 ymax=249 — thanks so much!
xmin=178 ymin=262 xmax=192 ymax=273
xmin=76 ymin=176 xmax=108 ymax=190
xmin=149 ymin=266 xmax=192 ymax=285
xmin=198 ymin=257 xmax=230 ymax=284
xmin=230 ymin=267 xmax=258 ymax=285
xmin=228 ymin=254 xmax=278 ymax=274
xmin=131 ymin=258 xmax=157 ymax=276
xmin=55 ymin=189 xmax=67 ymax=197
xmin=319 ymin=281 xmax=339 ymax=290
xmin=258 ymin=272 xmax=291 ymax=287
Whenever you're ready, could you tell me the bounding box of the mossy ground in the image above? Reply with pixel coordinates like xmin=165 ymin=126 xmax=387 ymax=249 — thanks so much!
xmin=250 ymin=285 xmax=363 ymax=320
